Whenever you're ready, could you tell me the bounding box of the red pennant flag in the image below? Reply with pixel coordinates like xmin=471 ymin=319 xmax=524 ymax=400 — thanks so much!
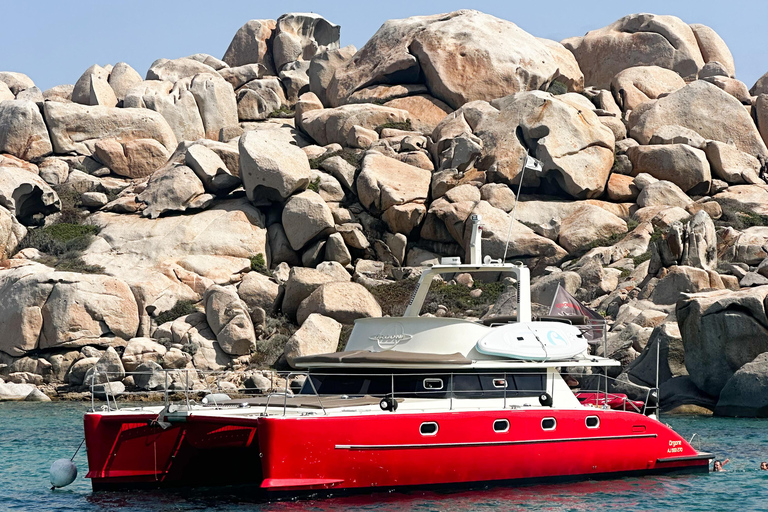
xmin=548 ymin=284 xmax=605 ymax=343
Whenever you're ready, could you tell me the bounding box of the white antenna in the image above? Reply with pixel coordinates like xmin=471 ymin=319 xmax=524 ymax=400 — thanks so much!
xmin=502 ymin=152 xmax=542 ymax=262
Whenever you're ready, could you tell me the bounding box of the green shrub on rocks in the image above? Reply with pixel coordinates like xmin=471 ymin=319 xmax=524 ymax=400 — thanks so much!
xmin=308 ymin=148 xmax=363 ymax=170
xmin=249 ymin=253 xmax=270 ymax=276
xmin=546 ymin=81 xmax=568 ymax=95
xmin=375 ymin=119 xmax=412 ymax=133
xmin=155 ymin=300 xmax=198 ymax=325
xmin=267 ymin=106 xmax=295 ymax=119
xmin=716 ymin=205 xmax=768 ymax=231
xmin=307 ymin=177 xmax=321 ymax=193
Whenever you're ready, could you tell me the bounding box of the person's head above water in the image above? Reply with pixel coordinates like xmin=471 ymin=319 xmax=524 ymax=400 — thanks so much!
xmin=760 ymin=462 xmax=768 ymax=470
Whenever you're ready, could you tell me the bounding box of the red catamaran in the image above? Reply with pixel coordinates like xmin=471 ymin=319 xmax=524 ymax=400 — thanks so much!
xmin=83 ymin=215 xmax=711 ymax=495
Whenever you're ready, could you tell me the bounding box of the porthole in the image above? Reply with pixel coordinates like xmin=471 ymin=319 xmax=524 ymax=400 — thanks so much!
xmin=493 ymin=419 xmax=509 ymax=433
xmin=423 ymin=378 xmax=444 ymax=390
xmin=420 ymin=422 xmax=439 ymax=436
xmin=493 ymin=378 xmax=507 ymax=389
xmin=541 ymin=417 xmax=556 ymax=431
xmin=586 ymin=416 xmax=600 ymax=429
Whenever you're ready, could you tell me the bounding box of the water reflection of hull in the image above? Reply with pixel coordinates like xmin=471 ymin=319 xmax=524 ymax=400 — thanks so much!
xmin=84 ymin=407 xmax=710 ymax=494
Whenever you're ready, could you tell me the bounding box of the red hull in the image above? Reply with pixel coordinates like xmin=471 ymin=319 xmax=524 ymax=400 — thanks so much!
xmin=85 ymin=408 xmax=709 ymax=493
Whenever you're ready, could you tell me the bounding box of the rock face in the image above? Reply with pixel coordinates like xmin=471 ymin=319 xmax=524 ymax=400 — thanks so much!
xmin=328 ymin=10 xmax=567 ymax=109
xmin=0 ymin=101 xmax=53 ymax=161
xmin=93 ymin=138 xmax=170 ymax=179
xmin=123 ymin=81 xmax=205 ymax=142
xmin=298 ymin=103 xmax=410 ymax=147
xmin=204 ymin=285 xmax=255 ymax=356
xmin=222 ymin=19 xmax=277 ymax=73
xmin=677 ymin=286 xmax=768 ymax=397
xmin=463 ymin=92 xmax=615 ymax=198
xmin=239 ymin=129 xmax=311 ymax=202
xmin=137 ymin=165 xmax=212 ymax=219
xmin=273 ymin=13 xmax=341 ymax=71
xmin=611 ymin=66 xmax=686 ymax=111
xmin=284 ymin=313 xmax=341 ymax=366
xmin=282 ymin=191 xmax=335 ymax=250
xmin=296 ymin=281 xmax=382 ymax=325
xmin=357 ymin=152 xmax=431 ymax=213
xmin=563 ymin=14 xmax=719 ymax=89
xmin=0 ymin=264 xmax=139 ymax=356
xmin=715 ymin=353 xmax=768 ymax=417
xmin=43 ymin=102 xmax=177 ymax=156
xmin=0 ymin=167 xmax=60 ymax=224
xmin=629 ymin=81 xmax=768 ymax=160
xmin=627 ymin=144 xmax=711 ymax=195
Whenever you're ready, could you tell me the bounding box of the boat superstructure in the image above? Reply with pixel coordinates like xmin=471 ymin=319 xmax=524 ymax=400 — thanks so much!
xmin=82 ymin=215 xmax=711 ymax=494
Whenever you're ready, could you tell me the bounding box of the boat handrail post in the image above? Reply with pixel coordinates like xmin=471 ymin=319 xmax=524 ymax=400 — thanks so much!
xmin=283 ymin=373 xmax=290 ymax=416
xmin=90 ymin=368 xmax=96 ymax=412
xmin=449 ymin=372 xmax=454 ymax=411
xmin=185 ymin=370 xmax=190 ymax=410
xmin=306 ymin=373 xmax=326 ymax=416
xmin=107 ymin=377 xmax=119 ymax=411
xmin=503 ymin=372 xmax=508 ymax=409
xmin=164 ymin=370 xmax=169 ymax=407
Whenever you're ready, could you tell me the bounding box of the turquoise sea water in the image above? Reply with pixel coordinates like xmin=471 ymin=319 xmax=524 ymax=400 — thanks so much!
xmin=2 ymin=402 xmax=767 ymax=512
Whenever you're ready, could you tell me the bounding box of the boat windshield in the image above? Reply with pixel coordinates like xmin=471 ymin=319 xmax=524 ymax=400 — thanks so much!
xmin=300 ymin=370 xmax=546 ymax=399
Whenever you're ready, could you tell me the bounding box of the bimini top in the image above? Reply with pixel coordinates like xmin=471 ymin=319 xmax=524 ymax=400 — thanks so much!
xmin=291 ymin=316 xmax=618 ymax=370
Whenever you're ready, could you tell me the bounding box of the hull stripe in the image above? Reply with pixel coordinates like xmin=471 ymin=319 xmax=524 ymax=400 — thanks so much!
xmin=335 ymin=433 xmax=657 ymax=450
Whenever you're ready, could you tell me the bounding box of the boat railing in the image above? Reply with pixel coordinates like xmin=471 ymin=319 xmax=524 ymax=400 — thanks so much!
xmin=88 ymin=368 xmax=556 ymax=415
xmin=562 ymin=371 xmax=658 ymax=415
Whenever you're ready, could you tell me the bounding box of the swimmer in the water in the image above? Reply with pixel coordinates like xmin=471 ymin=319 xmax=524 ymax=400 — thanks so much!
xmin=713 ymin=459 xmax=730 ymax=472
xmin=760 ymin=462 xmax=767 ymax=470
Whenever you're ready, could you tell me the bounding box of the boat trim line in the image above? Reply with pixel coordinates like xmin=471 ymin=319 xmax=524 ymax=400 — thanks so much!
xmin=335 ymin=433 xmax=657 ymax=450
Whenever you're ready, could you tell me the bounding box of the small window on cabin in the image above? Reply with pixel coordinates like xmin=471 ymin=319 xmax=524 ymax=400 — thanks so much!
xmin=586 ymin=416 xmax=600 ymax=429
xmin=493 ymin=379 xmax=507 ymax=389
xmin=420 ymin=422 xmax=439 ymax=436
xmin=541 ymin=417 xmax=556 ymax=431
xmin=423 ymin=378 xmax=444 ymax=391
xmin=493 ymin=419 xmax=510 ymax=433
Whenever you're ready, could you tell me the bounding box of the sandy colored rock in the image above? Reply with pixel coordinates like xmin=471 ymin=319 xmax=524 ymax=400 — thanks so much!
xmin=0 ymin=167 xmax=60 ymax=224
xmin=464 ymin=92 xmax=615 ymax=198
xmin=237 ymin=271 xmax=279 ymax=314
xmin=611 ymin=66 xmax=686 ymax=111
xmin=0 ymin=100 xmax=53 ymax=161
xmin=299 ymin=103 xmax=410 ymax=146
xmin=137 ymin=165 xmax=212 ymax=218
xmin=146 ymin=57 xmax=220 ymax=82
xmin=187 ymin=73 xmax=238 ymax=140
xmin=121 ymin=338 xmax=167 ymax=372
xmin=558 ymin=204 xmax=628 ymax=253
xmin=627 ymin=144 xmax=711 ymax=194
xmin=107 ymin=62 xmax=143 ymax=102
xmin=284 ymin=313 xmax=341 ymax=366
xmin=94 ymin=138 xmax=170 ymax=179
xmin=281 ymin=264 xmax=351 ymax=321
xmin=308 ymin=45 xmax=357 ymax=107
xmin=381 ymin=203 xmax=427 ymax=235
xmin=563 ymin=13 xmax=706 ymax=89
xmin=71 ymin=64 xmax=109 ymax=105
xmin=272 ymin=13 xmax=340 ymax=72
xmin=636 ymin=180 xmax=692 ymax=209
xmin=0 ymin=72 xmax=34 ymax=95
xmin=0 ymin=205 xmax=26 ymax=259
xmin=43 ymin=101 xmax=177 ymax=156
xmin=222 ymin=19 xmax=277 ymax=74
xmin=185 ymin=144 xmax=240 ymax=193
xmin=689 ymin=23 xmax=735 ymax=78
xmin=296 ymin=281 xmax=382 ymax=325
xmin=281 ymin=190 xmax=335 ymax=250
xmin=123 ymin=80 xmax=205 ymax=143
xmin=704 ymin=141 xmax=762 ymax=185
xmin=383 ymin=95 xmax=452 ymax=135
xmin=0 ymin=264 xmax=139 ymax=357
xmin=357 ymin=152 xmax=431 ymax=213
xmin=204 ymin=285 xmax=255 ymax=356
xmin=629 ymin=80 xmax=768 ymax=159
xmin=239 ymin=129 xmax=311 ymax=202
xmin=329 ymin=10 xmax=563 ymax=109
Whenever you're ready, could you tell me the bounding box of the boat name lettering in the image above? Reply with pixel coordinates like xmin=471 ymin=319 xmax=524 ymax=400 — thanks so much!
xmin=370 ymin=333 xmax=413 ymax=348
xmin=667 ymin=440 xmax=683 ymax=453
